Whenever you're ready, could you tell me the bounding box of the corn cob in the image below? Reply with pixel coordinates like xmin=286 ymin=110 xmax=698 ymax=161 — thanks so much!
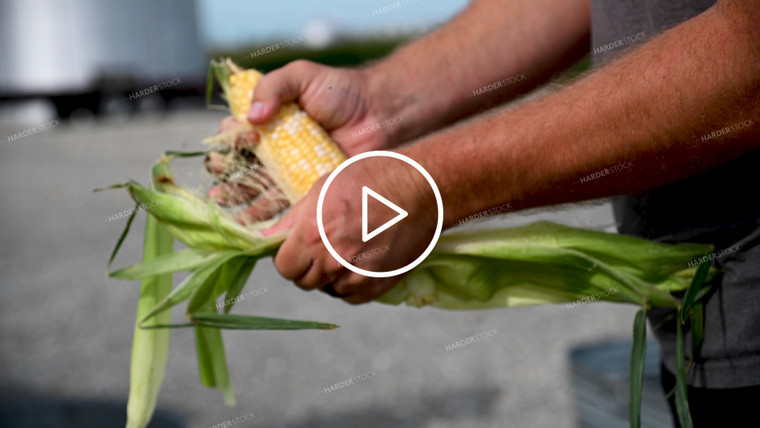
xmin=216 ymin=60 xmax=346 ymax=204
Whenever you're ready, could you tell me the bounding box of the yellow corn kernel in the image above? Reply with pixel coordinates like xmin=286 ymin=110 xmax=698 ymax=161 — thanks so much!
xmin=227 ymin=67 xmax=346 ymax=203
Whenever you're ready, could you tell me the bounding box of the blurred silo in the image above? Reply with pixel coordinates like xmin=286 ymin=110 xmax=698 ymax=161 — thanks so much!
xmin=0 ymin=0 xmax=206 ymax=118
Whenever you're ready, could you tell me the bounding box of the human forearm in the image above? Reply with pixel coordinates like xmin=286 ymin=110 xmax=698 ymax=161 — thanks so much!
xmin=401 ymin=1 xmax=760 ymax=227
xmin=363 ymin=0 xmax=590 ymax=145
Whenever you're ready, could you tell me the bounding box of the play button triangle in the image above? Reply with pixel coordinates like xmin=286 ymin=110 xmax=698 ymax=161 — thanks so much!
xmin=362 ymin=186 xmax=408 ymax=242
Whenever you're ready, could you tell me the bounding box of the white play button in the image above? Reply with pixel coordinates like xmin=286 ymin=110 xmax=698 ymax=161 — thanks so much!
xmin=316 ymin=151 xmax=443 ymax=278
xmin=361 ymin=186 xmax=408 ymax=242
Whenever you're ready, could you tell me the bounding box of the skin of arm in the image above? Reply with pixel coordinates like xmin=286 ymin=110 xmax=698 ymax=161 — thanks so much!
xmin=408 ymin=0 xmax=760 ymax=226
xmin=362 ymin=0 xmax=591 ymax=144
xmin=246 ymin=0 xmax=590 ymax=150
xmin=269 ymin=0 xmax=760 ymax=303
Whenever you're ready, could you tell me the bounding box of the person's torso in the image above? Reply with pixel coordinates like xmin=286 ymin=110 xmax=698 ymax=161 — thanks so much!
xmin=591 ymin=0 xmax=760 ymax=388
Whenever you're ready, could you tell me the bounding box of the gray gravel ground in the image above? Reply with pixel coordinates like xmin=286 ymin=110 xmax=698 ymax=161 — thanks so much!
xmin=0 ymin=110 xmax=645 ymax=428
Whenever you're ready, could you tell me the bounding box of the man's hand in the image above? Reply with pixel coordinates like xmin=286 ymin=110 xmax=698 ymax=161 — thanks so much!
xmin=205 ymin=60 xmax=410 ymax=222
xmin=264 ymin=154 xmax=437 ymax=304
xmin=246 ymin=60 xmax=403 ymax=155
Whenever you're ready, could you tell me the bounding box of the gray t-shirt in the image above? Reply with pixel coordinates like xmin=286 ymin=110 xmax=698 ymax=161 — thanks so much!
xmin=592 ymin=0 xmax=760 ymax=388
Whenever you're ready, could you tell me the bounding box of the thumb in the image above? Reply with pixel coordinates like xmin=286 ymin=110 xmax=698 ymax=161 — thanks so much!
xmin=247 ymin=60 xmax=319 ymax=124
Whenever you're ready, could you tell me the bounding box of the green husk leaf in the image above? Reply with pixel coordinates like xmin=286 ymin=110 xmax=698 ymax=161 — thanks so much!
xmin=629 ymin=308 xmax=647 ymax=428
xmin=110 ymin=249 xmax=213 ymax=280
xmin=675 ymin=318 xmax=693 ymax=428
xmin=189 ymin=313 xmax=339 ymax=330
xmin=208 ymin=198 xmax=239 ymax=248
xmin=222 ymin=259 xmax=257 ymax=314
xmin=207 ymin=60 xmax=232 ymax=108
xmin=379 ymin=222 xmax=715 ymax=310
xmin=434 ymin=222 xmax=712 ymax=284
xmin=93 ymin=183 xmax=130 ymax=192
xmin=140 ymin=323 xmax=195 ymax=329
xmin=205 ymin=63 xmax=216 ymax=106
xmin=187 ymin=256 xmax=250 ymax=314
xmin=680 ymin=260 xmax=712 ymax=323
xmin=125 ymin=164 xmax=176 ymax=428
xmin=694 ymin=282 xmax=715 ymax=303
xmin=126 ymin=182 xmax=256 ymax=251
xmin=108 ymin=203 xmax=139 ymax=267
xmin=163 ymin=150 xmax=206 ymax=158
xmin=690 ymin=302 xmax=705 ymax=371
xmin=194 ymin=322 xmax=235 ymax=406
xmin=139 ymin=251 xmax=240 ymax=325
xmin=186 ymin=260 xmax=224 ymax=315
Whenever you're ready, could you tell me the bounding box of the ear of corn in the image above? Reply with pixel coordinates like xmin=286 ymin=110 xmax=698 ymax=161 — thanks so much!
xmin=109 ymin=59 xmax=717 ymax=428
xmin=209 ymin=59 xmax=346 ymax=204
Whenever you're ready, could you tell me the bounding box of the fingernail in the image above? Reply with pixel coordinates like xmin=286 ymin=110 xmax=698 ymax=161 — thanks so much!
xmin=248 ymin=102 xmax=265 ymax=121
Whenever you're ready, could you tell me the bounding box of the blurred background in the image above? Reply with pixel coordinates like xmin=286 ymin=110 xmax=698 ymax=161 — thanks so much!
xmin=0 ymin=1 xmax=668 ymax=427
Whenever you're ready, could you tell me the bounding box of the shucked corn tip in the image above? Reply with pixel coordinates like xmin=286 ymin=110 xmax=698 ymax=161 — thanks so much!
xmin=226 ymin=65 xmax=346 ymax=203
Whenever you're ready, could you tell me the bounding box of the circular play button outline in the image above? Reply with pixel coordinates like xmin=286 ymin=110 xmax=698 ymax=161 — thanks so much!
xmin=316 ymin=150 xmax=444 ymax=278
